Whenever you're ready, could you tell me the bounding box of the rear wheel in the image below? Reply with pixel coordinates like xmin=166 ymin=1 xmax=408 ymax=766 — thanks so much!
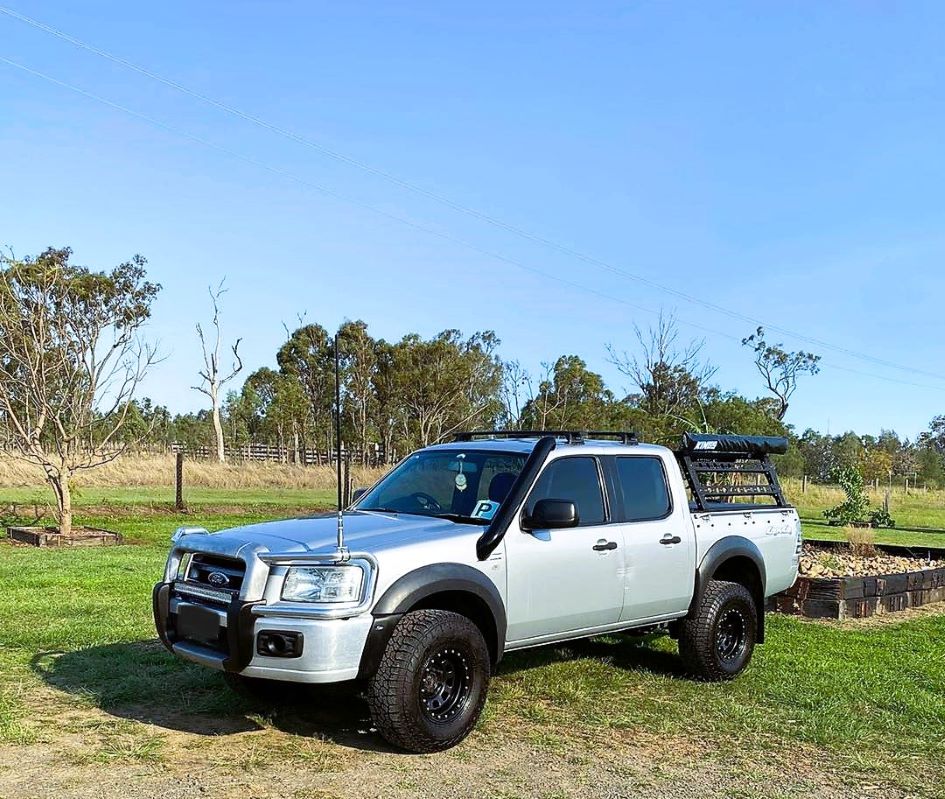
xmin=679 ymin=580 xmax=757 ymax=681
xmin=367 ymin=609 xmax=490 ymax=752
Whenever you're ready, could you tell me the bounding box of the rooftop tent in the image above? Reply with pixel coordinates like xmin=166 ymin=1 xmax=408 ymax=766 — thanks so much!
xmin=680 ymin=433 xmax=788 ymax=458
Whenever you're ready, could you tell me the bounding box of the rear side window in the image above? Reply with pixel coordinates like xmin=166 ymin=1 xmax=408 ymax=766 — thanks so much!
xmin=615 ymin=456 xmax=671 ymax=521
xmin=524 ymin=456 xmax=606 ymax=526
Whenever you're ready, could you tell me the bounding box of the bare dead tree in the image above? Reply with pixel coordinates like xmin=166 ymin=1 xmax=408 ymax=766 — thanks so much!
xmin=0 ymin=247 xmax=160 ymax=535
xmin=607 ymin=311 xmax=717 ymax=433
xmin=193 ymin=281 xmax=243 ymax=463
xmin=742 ymin=327 xmax=820 ymax=421
xmin=500 ymin=359 xmax=532 ymax=430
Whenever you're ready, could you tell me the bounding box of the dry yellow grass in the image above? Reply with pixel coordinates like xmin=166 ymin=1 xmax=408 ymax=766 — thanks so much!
xmin=0 ymin=454 xmax=387 ymax=490
xmin=844 ymin=525 xmax=877 ymax=557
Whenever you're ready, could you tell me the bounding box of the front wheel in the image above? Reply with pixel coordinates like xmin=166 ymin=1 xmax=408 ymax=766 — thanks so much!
xmin=367 ymin=609 xmax=490 ymax=752
xmin=679 ymin=580 xmax=757 ymax=681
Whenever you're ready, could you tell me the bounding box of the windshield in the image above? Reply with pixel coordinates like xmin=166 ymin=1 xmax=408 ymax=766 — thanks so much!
xmin=354 ymin=449 xmax=527 ymax=525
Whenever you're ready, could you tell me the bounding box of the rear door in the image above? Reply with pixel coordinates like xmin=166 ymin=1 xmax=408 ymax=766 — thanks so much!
xmin=505 ymin=455 xmax=626 ymax=642
xmin=607 ymin=454 xmax=696 ymax=622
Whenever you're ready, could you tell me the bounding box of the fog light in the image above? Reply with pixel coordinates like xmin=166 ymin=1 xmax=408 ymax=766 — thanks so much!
xmin=256 ymin=631 xmax=303 ymax=658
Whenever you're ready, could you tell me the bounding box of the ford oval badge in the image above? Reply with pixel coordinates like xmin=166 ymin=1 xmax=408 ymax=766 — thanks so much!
xmin=207 ymin=571 xmax=229 ymax=588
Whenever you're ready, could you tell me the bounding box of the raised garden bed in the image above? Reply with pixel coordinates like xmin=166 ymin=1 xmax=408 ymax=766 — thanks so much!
xmin=6 ymin=526 xmax=122 ymax=547
xmin=774 ymin=541 xmax=945 ymax=619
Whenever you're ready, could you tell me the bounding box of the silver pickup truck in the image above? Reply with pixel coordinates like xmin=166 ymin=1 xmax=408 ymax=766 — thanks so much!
xmin=154 ymin=431 xmax=800 ymax=752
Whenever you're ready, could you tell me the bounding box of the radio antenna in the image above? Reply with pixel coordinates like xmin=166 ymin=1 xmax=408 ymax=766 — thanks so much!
xmin=333 ymin=332 xmax=348 ymax=559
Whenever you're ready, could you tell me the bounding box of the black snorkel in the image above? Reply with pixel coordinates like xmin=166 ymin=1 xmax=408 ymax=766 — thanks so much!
xmin=476 ymin=435 xmax=556 ymax=561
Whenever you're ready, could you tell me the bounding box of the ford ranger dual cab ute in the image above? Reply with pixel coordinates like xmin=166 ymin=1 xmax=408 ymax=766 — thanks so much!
xmin=154 ymin=430 xmax=801 ymax=752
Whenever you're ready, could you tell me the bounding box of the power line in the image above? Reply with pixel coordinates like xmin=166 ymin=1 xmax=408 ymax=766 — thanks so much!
xmin=1 ymin=54 xmax=942 ymax=398
xmin=0 ymin=55 xmax=732 ymax=342
xmin=2 ymin=4 xmax=944 ymax=384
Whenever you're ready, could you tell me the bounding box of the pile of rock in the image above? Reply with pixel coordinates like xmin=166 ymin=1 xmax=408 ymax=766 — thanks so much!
xmin=799 ymin=543 xmax=939 ymax=578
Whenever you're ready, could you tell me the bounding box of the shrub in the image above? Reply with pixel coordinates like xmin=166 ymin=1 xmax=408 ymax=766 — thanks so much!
xmin=869 ymin=506 xmax=896 ymax=529
xmin=823 ymin=466 xmax=870 ymax=526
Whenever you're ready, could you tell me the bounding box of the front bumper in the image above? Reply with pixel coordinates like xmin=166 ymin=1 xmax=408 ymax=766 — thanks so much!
xmin=153 ymin=581 xmax=373 ymax=683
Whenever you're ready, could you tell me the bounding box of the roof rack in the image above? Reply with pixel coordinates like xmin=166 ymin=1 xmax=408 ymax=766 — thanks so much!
xmin=675 ymin=433 xmax=789 ymax=510
xmin=454 ymin=430 xmax=639 ymax=445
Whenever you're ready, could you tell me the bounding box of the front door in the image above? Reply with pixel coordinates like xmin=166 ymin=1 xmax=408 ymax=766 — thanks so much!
xmin=505 ymin=455 xmax=625 ymax=643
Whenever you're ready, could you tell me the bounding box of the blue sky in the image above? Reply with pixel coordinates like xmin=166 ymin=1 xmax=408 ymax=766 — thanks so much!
xmin=2 ymin=1 xmax=944 ymax=438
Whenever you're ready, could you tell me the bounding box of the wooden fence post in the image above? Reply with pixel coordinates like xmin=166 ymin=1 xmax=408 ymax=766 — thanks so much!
xmin=802 ymin=475 xmax=808 ymax=493
xmin=175 ymin=452 xmax=186 ymax=512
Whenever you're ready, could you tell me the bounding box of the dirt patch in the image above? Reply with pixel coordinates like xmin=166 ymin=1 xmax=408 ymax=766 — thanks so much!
xmin=0 ymin=726 xmax=905 ymax=799
xmin=0 ymin=681 xmax=917 ymax=799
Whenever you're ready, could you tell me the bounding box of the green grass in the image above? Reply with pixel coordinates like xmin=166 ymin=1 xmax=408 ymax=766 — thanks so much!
xmin=782 ymin=477 xmax=945 ymax=548
xmin=784 ymin=477 xmax=945 ymax=532
xmin=0 ymin=490 xmax=944 ymax=795
xmin=802 ymin=519 xmax=945 ymax=549
xmin=0 ymin=484 xmax=336 ymax=510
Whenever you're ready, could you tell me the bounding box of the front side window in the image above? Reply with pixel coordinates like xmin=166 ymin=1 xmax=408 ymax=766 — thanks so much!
xmin=355 ymin=450 xmax=526 ymax=525
xmin=615 ymin=456 xmax=671 ymax=521
xmin=524 ymin=456 xmax=606 ymax=527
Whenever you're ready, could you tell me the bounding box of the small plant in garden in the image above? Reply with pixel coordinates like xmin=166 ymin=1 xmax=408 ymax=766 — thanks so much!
xmin=868 ymin=491 xmax=896 ymax=528
xmin=823 ymin=466 xmax=870 ymax=526
xmin=868 ymin=506 xmax=896 ymax=529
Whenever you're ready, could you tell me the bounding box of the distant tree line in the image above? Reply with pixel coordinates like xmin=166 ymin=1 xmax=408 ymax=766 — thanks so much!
xmin=5 ymin=246 xmax=945 ymax=515
xmin=101 ymin=312 xmax=945 ymax=487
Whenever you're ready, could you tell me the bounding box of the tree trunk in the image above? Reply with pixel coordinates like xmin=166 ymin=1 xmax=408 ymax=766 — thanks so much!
xmin=211 ymin=388 xmax=226 ymax=463
xmin=46 ymin=471 xmax=73 ymax=537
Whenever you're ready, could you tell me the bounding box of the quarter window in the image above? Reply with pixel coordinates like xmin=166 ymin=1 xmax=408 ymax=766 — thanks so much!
xmin=615 ymin=456 xmax=671 ymax=521
xmin=524 ymin=456 xmax=606 ymax=527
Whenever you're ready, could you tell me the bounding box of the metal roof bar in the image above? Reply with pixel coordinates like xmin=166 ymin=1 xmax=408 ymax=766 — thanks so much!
xmin=454 ymin=430 xmax=638 ymax=445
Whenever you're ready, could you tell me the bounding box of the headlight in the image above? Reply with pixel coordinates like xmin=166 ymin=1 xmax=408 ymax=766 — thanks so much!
xmin=281 ymin=566 xmax=364 ymax=603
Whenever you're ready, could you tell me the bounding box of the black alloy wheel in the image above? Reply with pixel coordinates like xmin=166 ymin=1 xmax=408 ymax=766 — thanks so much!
xmin=419 ymin=647 xmax=472 ymax=723
xmin=715 ymin=606 xmax=749 ymax=663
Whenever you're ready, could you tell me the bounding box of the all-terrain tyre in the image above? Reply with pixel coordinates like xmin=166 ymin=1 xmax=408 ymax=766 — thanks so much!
xmin=367 ymin=609 xmax=490 ymax=753
xmin=679 ymin=579 xmax=757 ymax=681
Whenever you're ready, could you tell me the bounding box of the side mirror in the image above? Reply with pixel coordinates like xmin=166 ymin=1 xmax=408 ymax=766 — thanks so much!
xmin=351 ymin=487 xmax=368 ymax=503
xmin=521 ymin=499 xmax=579 ymax=531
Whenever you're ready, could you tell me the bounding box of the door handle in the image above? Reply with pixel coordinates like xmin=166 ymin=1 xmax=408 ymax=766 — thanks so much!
xmin=593 ymin=539 xmax=618 ymax=551
xmin=660 ymin=535 xmax=682 ymax=545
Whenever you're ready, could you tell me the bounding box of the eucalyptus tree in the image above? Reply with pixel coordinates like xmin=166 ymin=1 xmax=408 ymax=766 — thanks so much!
xmin=607 ymin=312 xmax=717 ymax=443
xmin=742 ymin=327 xmax=820 ymax=421
xmin=277 ymin=323 xmax=335 ymax=452
xmin=337 ymin=319 xmax=377 ymax=462
xmin=390 ymin=330 xmax=504 ymax=449
xmin=519 ymin=356 xmax=617 ymax=431
xmin=0 ymin=247 xmax=160 ymax=535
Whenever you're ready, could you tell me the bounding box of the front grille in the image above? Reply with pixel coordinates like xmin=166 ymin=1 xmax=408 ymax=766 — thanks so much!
xmin=186 ymin=553 xmax=245 ymax=593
